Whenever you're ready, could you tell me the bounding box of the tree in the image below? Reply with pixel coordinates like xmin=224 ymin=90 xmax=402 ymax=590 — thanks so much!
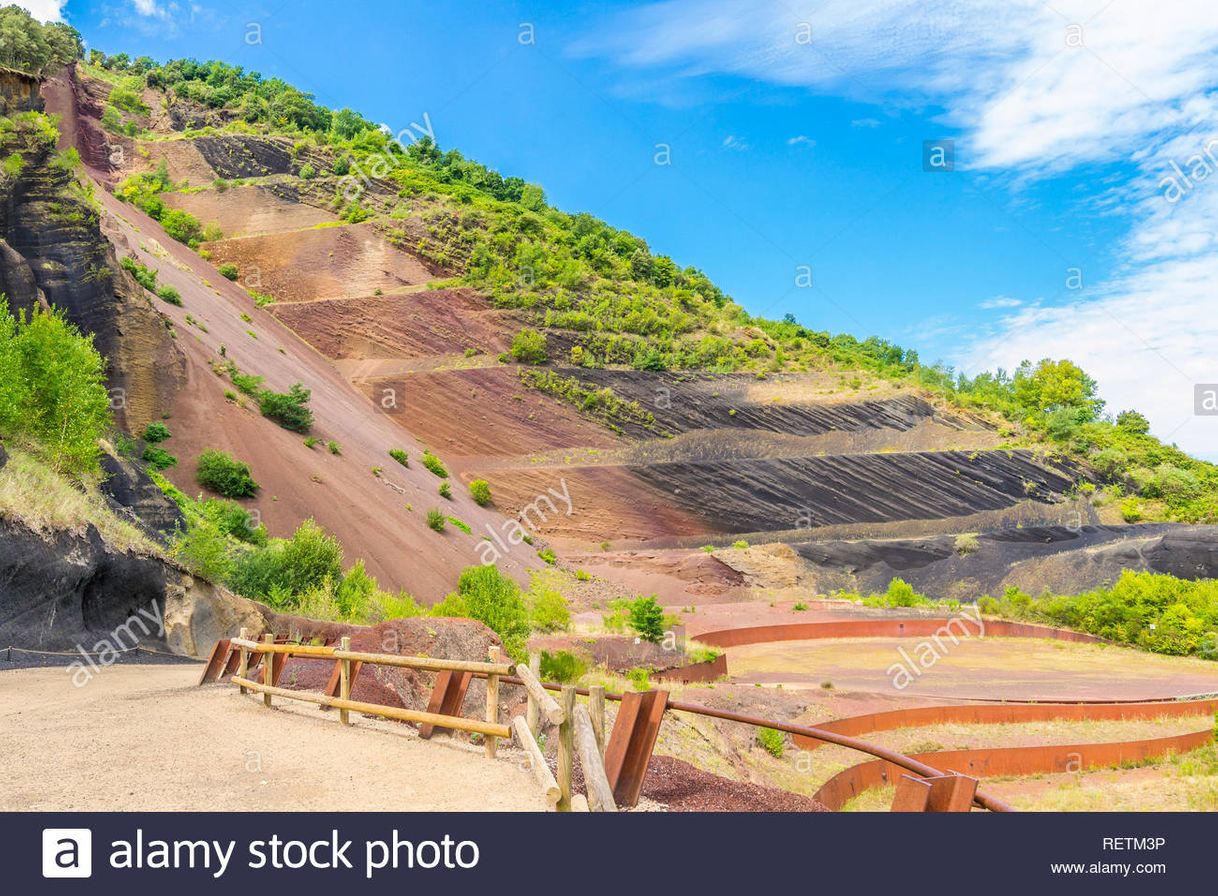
xmin=1116 ymin=410 xmax=1151 ymax=435
xmin=628 ymin=595 xmax=665 ymax=644
xmin=510 ymin=328 xmax=547 ymax=364
xmin=1013 ymin=359 xmax=1103 ymax=422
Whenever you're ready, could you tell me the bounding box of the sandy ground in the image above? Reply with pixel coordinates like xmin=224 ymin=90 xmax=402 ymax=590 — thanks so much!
xmin=726 ymin=636 xmax=1218 ymax=701
xmin=0 ymin=665 xmax=545 ymax=812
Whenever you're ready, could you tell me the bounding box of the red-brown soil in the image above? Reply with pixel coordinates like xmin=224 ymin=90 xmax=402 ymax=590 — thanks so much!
xmin=203 ymin=222 xmax=433 ymax=302
xmin=163 ymin=182 xmax=335 ymax=237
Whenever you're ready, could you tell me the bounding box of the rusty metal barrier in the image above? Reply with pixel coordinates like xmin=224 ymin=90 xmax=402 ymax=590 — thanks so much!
xmin=814 ymin=727 xmax=1215 ymax=811
xmin=693 ymin=618 xmax=1106 ymax=648
xmin=793 ymin=698 xmax=1218 ymax=751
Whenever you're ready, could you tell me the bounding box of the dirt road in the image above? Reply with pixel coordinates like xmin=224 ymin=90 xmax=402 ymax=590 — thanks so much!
xmin=0 ymin=664 xmax=545 ymax=811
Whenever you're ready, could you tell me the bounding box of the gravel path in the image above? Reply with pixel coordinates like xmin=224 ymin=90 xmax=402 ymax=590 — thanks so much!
xmin=0 ymin=664 xmax=546 ymax=812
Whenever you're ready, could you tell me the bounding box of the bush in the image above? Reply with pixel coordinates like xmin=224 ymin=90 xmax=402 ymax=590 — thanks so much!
xmin=258 ymin=383 xmax=313 ymax=432
xmin=526 ymin=574 xmax=570 ymax=632
xmin=141 ymin=445 xmax=177 ymax=470
xmin=200 ymin=498 xmax=265 ymax=545
xmin=217 ymin=263 xmax=239 ymax=281
xmin=142 ymin=421 xmax=171 ymax=443
xmin=627 ymin=667 xmax=651 ymax=690
xmin=442 ymin=565 xmax=531 ymax=660
xmin=469 ymin=479 xmax=492 ymax=506
xmin=438 ymin=481 xmax=452 ymax=499
xmin=388 ymin=448 xmax=409 ymax=467
xmin=539 ymin=649 xmax=586 ymax=683
xmin=155 ymin=285 xmax=181 ymax=305
xmin=628 ymin=595 xmax=665 ymax=643
xmin=327 ymin=440 xmax=342 ymax=455
xmin=227 ymin=520 xmax=342 ymax=601
xmin=421 ymin=450 xmax=448 ymax=477
xmin=426 ymin=509 xmax=445 ymax=531
xmin=510 ymin=328 xmax=547 ymax=364
xmin=195 ymin=448 xmax=259 ymax=498
xmin=756 ymin=727 xmax=784 ymax=758
xmin=0 ymin=306 xmax=111 ymax=473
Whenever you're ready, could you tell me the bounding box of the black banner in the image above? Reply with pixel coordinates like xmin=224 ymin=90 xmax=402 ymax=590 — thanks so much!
xmin=6 ymin=812 xmax=1204 ymax=893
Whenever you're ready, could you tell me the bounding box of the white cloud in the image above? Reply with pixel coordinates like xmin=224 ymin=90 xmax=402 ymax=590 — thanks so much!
xmin=722 ymin=134 xmax=749 ymax=151
xmin=11 ymin=1 xmax=66 ymax=21
xmin=573 ymin=0 xmax=1218 ymax=457
xmin=787 ymin=134 xmax=814 ymax=146
xmin=131 ymin=0 xmax=167 ymax=17
xmin=978 ymin=296 xmax=1024 ymax=310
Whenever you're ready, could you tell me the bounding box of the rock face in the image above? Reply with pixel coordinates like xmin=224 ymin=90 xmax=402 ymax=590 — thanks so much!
xmin=97 ymin=451 xmax=185 ymax=540
xmin=0 ymin=73 xmax=183 ymax=433
xmin=0 ymin=517 xmax=264 ymax=656
xmin=0 ymin=67 xmax=42 ymax=114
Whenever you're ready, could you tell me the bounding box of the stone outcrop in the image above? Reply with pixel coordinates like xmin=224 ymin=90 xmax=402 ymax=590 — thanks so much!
xmin=0 ymin=67 xmax=42 ymax=114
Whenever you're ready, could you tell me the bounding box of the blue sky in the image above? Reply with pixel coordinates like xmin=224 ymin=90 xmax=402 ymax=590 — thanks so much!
xmin=31 ymin=0 xmax=1218 ymax=458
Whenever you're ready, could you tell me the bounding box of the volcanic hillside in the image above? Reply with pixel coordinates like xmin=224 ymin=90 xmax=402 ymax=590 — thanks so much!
xmin=45 ymin=58 xmax=1218 ymax=604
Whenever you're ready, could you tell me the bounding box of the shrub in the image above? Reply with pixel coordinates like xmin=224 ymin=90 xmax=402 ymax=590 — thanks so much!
xmin=446 ymin=564 xmax=531 ymax=660
xmin=217 ymin=262 xmax=239 ymax=281
xmin=227 ymin=519 xmax=342 ymax=600
xmin=388 ymin=448 xmax=409 ymax=467
xmin=526 ymin=574 xmax=570 ymax=632
xmin=0 ymin=306 xmax=111 ymax=473
xmin=510 ymin=328 xmax=548 ymax=364
xmin=756 ymin=727 xmax=784 ymax=758
xmin=141 ymin=445 xmax=177 ymax=470
xmin=468 ymin=479 xmax=492 ymax=506
xmin=195 ymin=448 xmax=259 ymax=498
xmin=954 ymin=533 xmax=980 ymax=556
xmin=627 ymin=667 xmax=651 ymax=690
xmin=421 ymin=450 xmax=448 ymax=477
xmin=628 ymin=595 xmax=665 ymax=644
xmin=142 ymin=421 xmax=171 ymax=443
xmin=539 ymin=649 xmax=586 ymax=683
xmin=327 ymin=440 xmax=342 ymax=455
xmin=156 ymin=285 xmax=182 ymax=305
xmin=438 ymin=481 xmax=452 ymax=499
xmin=447 ymin=516 xmax=471 ymax=534
xmin=200 ymin=498 xmax=265 ymax=545
xmin=732 ymin=539 xmax=749 ymax=549
xmin=426 ymin=509 xmax=445 ymax=531
xmin=258 ymin=382 xmax=313 ymax=432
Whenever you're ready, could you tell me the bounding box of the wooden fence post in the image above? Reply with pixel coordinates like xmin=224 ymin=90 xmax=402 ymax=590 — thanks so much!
xmin=236 ymin=627 xmax=249 ymax=695
xmin=589 ymin=685 xmax=606 ymax=756
xmin=261 ymin=633 xmax=274 ymax=707
xmin=485 ymin=646 xmax=501 ymax=759
xmin=338 ymin=636 xmax=351 ymax=726
xmin=526 ymin=652 xmax=540 ymax=736
xmin=574 ymin=704 xmax=617 ymax=812
xmin=557 ymin=685 xmax=576 ymax=811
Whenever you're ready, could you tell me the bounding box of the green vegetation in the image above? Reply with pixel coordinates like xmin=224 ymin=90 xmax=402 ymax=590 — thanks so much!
xmin=0 ymin=6 xmax=82 ymax=75
xmin=756 ymin=727 xmax=785 ymax=758
xmin=980 ymin=571 xmax=1218 ymax=659
xmin=510 ymin=328 xmax=547 ymax=364
xmin=447 ymin=516 xmax=471 ymax=534
xmin=140 ymin=445 xmax=176 ymax=470
xmin=115 ymin=161 xmax=216 ymax=248
xmin=327 ymin=440 xmax=342 ymax=455
xmin=628 ymin=594 xmax=665 ymax=644
xmin=539 ymin=649 xmax=586 ymax=683
xmin=468 ymin=478 xmax=492 ymax=506
xmin=142 ymin=421 xmax=171 ymax=443
xmin=257 ymin=382 xmax=313 ymax=432
xmin=0 ymin=305 xmax=110 ymax=474
xmin=426 ymin=508 xmax=445 ymax=531
xmin=421 ymin=450 xmax=448 ymax=478
xmin=388 ymin=448 xmax=409 ymax=467
xmin=195 ymin=448 xmax=259 ymax=498
xmin=217 ymin=262 xmax=239 ymax=281
xmin=156 ymin=285 xmax=182 ymax=306
xmin=431 ymin=564 xmax=531 ymax=660
xmin=518 ymin=369 xmax=658 ymax=435
xmin=438 ymin=481 xmax=452 ymax=499
xmin=537 ymin=547 xmax=556 ymax=565
xmin=525 ymin=571 xmax=570 ymax=632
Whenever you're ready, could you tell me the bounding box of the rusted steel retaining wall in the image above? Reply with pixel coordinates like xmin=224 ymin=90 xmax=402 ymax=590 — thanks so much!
xmin=695 ymin=618 xmax=1104 ymax=648
xmin=653 ymin=652 xmax=728 ymax=684
xmin=813 ymin=728 xmax=1215 ymax=811
xmin=793 ymin=698 xmax=1218 ymax=751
